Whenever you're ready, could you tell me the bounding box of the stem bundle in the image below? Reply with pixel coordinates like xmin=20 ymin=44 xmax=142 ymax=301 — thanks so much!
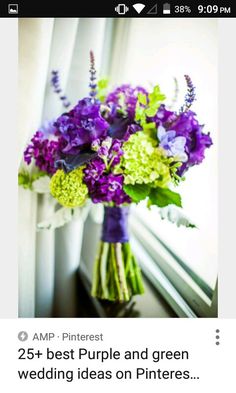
xmin=91 ymin=241 xmax=145 ymax=302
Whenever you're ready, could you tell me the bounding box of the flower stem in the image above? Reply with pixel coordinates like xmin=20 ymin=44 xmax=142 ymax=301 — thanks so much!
xmin=132 ymin=255 xmax=145 ymax=294
xmin=92 ymin=241 xmax=144 ymax=301
xmin=124 ymin=242 xmax=132 ymax=276
xmin=111 ymin=243 xmax=122 ymax=301
xmin=91 ymin=241 xmax=103 ymax=297
xmin=129 ymin=256 xmax=138 ymax=294
xmin=114 ymin=243 xmax=130 ymax=301
xmin=108 ymin=250 xmax=116 ymax=301
xmin=100 ymin=242 xmax=109 ymax=299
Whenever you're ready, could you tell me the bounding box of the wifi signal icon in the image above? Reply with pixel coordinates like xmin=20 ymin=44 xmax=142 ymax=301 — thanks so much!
xmin=133 ymin=3 xmax=146 ymax=13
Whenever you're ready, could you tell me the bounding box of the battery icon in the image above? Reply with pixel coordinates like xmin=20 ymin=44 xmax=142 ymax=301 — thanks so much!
xmin=163 ymin=3 xmax=171 ymax=14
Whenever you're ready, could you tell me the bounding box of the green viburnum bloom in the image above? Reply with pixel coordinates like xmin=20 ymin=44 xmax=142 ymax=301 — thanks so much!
xmin=50 ymin=167 xmax=88 ymax=208
xmin=116 ymin=133 xmax=172 ymax=187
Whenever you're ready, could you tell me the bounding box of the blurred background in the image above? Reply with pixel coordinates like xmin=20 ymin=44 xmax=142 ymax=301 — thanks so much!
xmin=18 ymin=18 xmax=218 ymax=318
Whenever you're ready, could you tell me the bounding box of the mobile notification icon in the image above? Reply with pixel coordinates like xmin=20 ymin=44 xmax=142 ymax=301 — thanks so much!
xmin=8 ymin=4 xmax=18 ymax=14
xmin=115 ymin=4 xmax=129 ymax=15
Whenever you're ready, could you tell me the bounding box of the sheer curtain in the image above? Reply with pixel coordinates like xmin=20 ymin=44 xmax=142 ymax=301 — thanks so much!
xmin=18 ymin=18 xmax=108 ymax=317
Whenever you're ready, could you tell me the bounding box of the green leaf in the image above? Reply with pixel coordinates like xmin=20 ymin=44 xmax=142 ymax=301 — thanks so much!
xmin=18 ymin=170 xmax=47 ymax=190
xmin=149 ymin=187 xmax=182 ymax=208
xmin=135 ymin=104 xmax=146 ymax=126
xmin=97 ymin=78 xmax=109 ymax=89
xmin=18 ymin=171 xmax=32 ymax=189
xmin=135 ymin=85 xmax=166 ymax=126
xmin=137 ymin=92 xmax=147 ymax=106
xmin=124 ymin=184 xmax=150 ymax=203
xmin=97 ymin=78 xmax=109 ymax=102
xmin=145 ymin=106 xmax=159 ymax=117
xmin=145 ymin=85 xmax=166 ymax=117
xmin=148 ymin=85 xmax=166 ymax=105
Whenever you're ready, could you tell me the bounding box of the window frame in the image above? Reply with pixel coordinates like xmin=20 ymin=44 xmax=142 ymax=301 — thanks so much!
xmin=130 ymin=213 xmax=218 ymax=317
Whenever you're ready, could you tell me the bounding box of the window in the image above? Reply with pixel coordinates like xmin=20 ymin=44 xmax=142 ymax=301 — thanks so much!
xmin=109 ymin=18 xmax=218 ymax=317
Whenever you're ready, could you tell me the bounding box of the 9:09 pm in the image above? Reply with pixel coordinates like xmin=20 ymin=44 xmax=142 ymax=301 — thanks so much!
xmin=198 ymin=5 xmax=231 ymax=14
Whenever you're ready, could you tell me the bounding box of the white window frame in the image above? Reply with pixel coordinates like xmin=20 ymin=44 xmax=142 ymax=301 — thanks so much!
xmin=130 ymin=214 xmax=217 ymax=317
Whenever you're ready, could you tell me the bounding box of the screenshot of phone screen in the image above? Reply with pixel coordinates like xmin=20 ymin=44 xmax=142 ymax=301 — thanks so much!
xmin=0 ymin=1 xmax=235 ymax=392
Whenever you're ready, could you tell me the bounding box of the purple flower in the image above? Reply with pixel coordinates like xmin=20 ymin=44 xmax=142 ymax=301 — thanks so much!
xmin=90 ymin=137 xmax=123 ymax=166
xmin=98 ymin=145 xmax=109 ymax=158
xmin=24 ymin=131 xmax=60 ymax=175
xmin=157 ymin=126 xmax=188 ymax=162
xmin=84 ymin=158 xmax=106 ymax=185
xmin=51 ymin=70 xmax=71 ymax=108
xmin=74 ymin=97 xmax=103 ymax=118
xmin=106 ymin=84 xmax=148 ymax=120
xmin=91 ymin=138 xmax=100 ymax=151
xmin=152 ymin=105 xmax=213 ymax=175
xmin=180 ymin=75 xmax=196 ymax=113
xmin=83 ymin=148 xmax=130 ymax=205
xmin=109 ymin=139 xmax=123 ymax=166
xmin=55 ymin=97 xmax=109 ymax=154
xmin=89 ymin=51 xmax=97 ymax=98
xmin=153 ymin=104 xmax=176 ymax=126
xmin=111 ymin=139 xmax=122 ymax=153
xmin=84 ymin=166 xmax=131 ymax=205
xmin=169 ymin=111 xmax=213 ymax=175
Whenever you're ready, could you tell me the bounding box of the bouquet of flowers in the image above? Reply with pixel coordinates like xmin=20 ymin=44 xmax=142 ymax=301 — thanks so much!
xmin=20 ymin=52 xmax=213 ymax=302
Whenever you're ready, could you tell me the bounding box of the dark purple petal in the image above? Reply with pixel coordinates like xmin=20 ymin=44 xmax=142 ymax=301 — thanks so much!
xmin=55 ymin=150 xmax=98 ymax=173
xmin=108 ymin=117 xmax=130 ymax=139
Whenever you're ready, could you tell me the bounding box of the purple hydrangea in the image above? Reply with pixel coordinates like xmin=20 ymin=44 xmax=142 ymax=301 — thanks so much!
xmin=24 ymin=131 xmax=60 ymax=175
xmin=55 ymin=97 xmax=109 ymax=154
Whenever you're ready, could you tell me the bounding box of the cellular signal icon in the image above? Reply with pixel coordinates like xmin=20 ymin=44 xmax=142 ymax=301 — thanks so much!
xmin=133 ymin=3 xmax=146 ymax=13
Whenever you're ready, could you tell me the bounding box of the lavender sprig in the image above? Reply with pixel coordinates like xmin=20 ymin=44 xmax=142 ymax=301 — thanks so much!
xmin=180 ymin=75 xmax=196 ymax=112
xmin=51 ymin=70 xmax=71 ymax=108
xmin=89 ymin=50 xmax=97 ymax=98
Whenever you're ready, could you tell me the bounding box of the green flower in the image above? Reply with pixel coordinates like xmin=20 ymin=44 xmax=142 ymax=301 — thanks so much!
xmin=116 ymin=133 xmax=171 ymax=187
xmin=50 ymin=167 xmax=88 ymax=207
